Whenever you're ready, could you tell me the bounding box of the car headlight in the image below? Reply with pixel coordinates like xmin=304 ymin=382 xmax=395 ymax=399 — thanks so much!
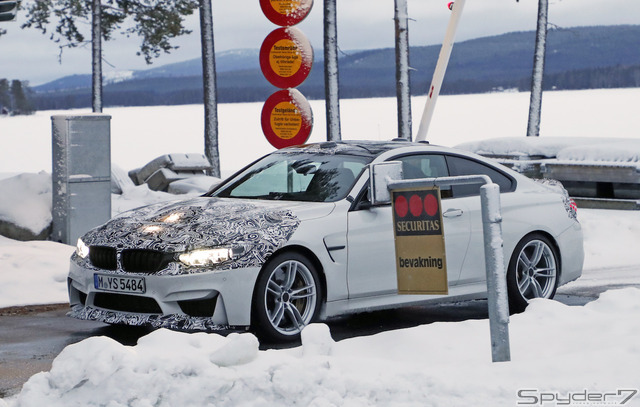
xmin=179 ymin=247 xmax=244 ymax=267
xmin=76 ymin=238 xmax=90 ymax=259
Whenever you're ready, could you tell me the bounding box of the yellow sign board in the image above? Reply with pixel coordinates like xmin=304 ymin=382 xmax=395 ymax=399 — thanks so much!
xmin=270 ymin=101 xmax=303 ymax=140
xmin=392 ymin=186 xmax=448 ymax=295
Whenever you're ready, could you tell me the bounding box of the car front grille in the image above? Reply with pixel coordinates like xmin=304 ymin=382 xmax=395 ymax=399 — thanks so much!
xmin=89 ymin=246 xmax=175 ymax=273
xmin=89 ymin=246 xmax=117 ymax=270
xmin=94 ymin=292 xmax=162 ymax=314
xmin=121 ymin=249 xmax=174 ymax=273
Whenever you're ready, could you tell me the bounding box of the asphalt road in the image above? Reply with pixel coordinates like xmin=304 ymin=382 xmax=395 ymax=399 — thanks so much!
xmin=0 ymin=279 xmax=632 ymax=399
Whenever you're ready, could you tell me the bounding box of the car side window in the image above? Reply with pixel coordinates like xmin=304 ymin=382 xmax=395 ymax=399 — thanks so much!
xmin=445 ymin=155 xmax=514 ymax=198
xmin=395 ymin=154 xmax=452 ymax=198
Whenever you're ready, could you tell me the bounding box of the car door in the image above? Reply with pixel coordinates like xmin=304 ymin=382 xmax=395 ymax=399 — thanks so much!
xmin=444 ymin=154 xmax=516 ymax=285
xmin=346 ymin=154 xmax=472 ymax=298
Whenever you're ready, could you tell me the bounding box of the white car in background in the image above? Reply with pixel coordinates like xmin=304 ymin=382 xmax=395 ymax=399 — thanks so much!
xmin=68 ymin=140 xmax=584 ymax=342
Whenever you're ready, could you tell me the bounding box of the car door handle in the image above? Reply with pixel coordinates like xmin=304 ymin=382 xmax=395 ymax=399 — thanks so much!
xmin=443 ymin=208 xmax=464 ymax=218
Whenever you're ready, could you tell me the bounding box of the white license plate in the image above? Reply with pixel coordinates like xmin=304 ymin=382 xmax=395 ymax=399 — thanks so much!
xmin=94 ymin=274 xmax=146 ymax=294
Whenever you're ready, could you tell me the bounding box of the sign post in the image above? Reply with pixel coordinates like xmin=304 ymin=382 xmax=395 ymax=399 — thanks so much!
xmin=259 ymin=0 xmax=314 ymax=149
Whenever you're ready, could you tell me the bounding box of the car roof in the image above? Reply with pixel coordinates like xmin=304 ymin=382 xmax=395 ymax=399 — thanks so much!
xmin=278 ymin=139 xmax=434 ymax=158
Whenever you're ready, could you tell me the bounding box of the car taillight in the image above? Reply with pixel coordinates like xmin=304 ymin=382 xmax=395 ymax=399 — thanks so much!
xmin=564 ymin=196 xmax=578 ymax=220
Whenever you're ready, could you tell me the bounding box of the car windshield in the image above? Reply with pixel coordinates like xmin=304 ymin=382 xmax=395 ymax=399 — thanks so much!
xmin=211 ymin=152 xmax=371 ymax=202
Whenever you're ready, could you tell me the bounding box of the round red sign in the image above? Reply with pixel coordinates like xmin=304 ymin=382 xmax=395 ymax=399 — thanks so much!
xmin=259 ymin=27 xmax=313 ymax=89
xmin=259 ymin=0 xmax=313 ymax=27
xmin=261 ymin=89 xmax=313 ymax=149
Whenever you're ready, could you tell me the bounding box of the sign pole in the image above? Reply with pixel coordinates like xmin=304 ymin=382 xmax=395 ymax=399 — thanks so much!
xmin=480 ymin=183 xmax=511 ymax=363
xmin=415 ymin=0 xmax=467 ymax=142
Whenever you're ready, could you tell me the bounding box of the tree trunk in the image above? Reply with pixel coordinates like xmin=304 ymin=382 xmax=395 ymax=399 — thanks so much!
xmin=394 ymin=0 xmax=412 ymax=140
xmin=323 ymin=0 xmax=341 ymax=142
xmin=199 ymin=0 xmax=220 ymax=177
xmin=91 ymin=0 xmax=102 ymax=113
xmin=526 ymin=0 xmax=548 ymax=137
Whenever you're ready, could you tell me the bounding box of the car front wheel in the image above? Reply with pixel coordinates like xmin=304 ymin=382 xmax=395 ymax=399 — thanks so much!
xmin=252 ymin=252 xmax=322 ymax=342
xmin=507 ymin=234 xmax=559 ymax=313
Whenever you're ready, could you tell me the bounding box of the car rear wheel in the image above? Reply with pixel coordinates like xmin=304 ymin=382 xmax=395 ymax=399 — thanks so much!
xmin=252 ymin=252 xmax=322 ymax=342
xmin=507 ymin=234 xmax=559 ymax=313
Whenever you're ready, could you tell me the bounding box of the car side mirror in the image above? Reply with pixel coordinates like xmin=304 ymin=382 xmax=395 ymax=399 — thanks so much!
xmin=369 ymin=161 xmax=403 ymax=206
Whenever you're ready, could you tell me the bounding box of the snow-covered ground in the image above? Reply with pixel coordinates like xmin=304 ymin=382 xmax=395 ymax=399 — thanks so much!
xmin=1 ymin=88 xmax=640 ymax=406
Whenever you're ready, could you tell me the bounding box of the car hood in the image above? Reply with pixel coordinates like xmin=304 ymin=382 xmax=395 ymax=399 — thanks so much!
xmin=81 ymin=197 xmax=335 ymax=254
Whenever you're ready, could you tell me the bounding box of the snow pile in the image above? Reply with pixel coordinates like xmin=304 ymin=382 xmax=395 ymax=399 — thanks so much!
xmin=456 ymin=136 xmax=587 ymax=158
xmin=456 ymin=136 xmax=638 ymax=160
xmin=557 ymin=139 xmax=640 ymax=163
xmin=6 ymin=289 xmax=640 ymax=406
xmin=0 ymin=236 xmax=73 ymax=308
xmin=0 ymin=172 xmax=52 ymax=236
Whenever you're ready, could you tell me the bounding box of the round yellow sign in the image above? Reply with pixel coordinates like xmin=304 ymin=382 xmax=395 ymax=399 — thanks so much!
xmin=269 ymin=39 xmax=302 ymax=78
xmin=270 ymin=101 xmax=302 ymax=140
xmin=271 ymin=0 xmax=302 ymax=15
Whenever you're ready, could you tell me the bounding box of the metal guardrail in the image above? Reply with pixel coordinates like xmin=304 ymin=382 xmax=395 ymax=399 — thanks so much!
xmin=477 ymin=152 xmax=640 ymax=210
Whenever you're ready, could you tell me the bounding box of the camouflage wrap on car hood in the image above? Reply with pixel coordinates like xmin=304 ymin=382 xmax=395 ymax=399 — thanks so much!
xmin=78 ymin=197 xmax=302 ymax=275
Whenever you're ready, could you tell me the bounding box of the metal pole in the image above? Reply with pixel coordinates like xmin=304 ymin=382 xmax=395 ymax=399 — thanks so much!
xmin=199 ymin=0 xmax=220 ymax=177
xmin=324 ymin=0 xmax=341 ymax=141
xmin=91 ymin=0 xmax=102 ymax=113
xmin=480 ymin=183 xmax=511 ymax=362
xmin=526 ymin=0 xmax=548 ymax=138
xmin=415 ymin=0 xmax=467 ymax=142
xmin=394 ymin=0 xmax=412 ymax=140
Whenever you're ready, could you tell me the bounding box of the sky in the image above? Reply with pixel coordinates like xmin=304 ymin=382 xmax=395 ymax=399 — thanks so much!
xmin=0 ymin=0 xmax=639 ymax=85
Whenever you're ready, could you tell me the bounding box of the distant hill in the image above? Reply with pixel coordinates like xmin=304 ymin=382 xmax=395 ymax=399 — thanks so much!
xmin=32 ymin=25 xmax=640 ymax=110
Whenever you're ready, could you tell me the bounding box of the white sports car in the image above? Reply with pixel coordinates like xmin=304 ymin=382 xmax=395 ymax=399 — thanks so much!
xmin=68 ymin=140 xmax=584 ymax=341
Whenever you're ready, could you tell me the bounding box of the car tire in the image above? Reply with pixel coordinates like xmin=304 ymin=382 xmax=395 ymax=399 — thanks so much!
xmin=507 ymin=233 xmax=559 ymax=313
xmin=252 ymin=252 xmax=323 ymax=342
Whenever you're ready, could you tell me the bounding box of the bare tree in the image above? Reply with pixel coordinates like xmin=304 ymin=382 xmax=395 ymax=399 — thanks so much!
xmin=17 ymin=0 xmax=199 ymax=112
xmin=526 ymin=0 xmax=549 ymax=137
xmin=394 ymin=0 xmax=412 ymax=140
xmin=91 ymin=0 xmax=102 ymax=113
xmin=324 ymin=0 xmax=341 ymax=142
xmin=199 ymin=0 xmax=220 ymax=177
